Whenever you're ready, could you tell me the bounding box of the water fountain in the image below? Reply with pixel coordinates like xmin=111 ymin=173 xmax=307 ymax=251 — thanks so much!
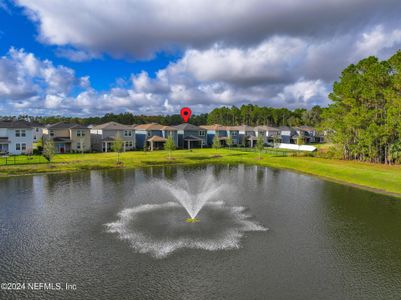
xmin=106 ymin=170 xmax=267 ymax=258
xmin=162 ymin=172 xmax=227 ymax=222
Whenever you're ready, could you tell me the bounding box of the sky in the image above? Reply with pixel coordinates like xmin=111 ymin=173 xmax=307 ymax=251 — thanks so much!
xmin=1 ymin=0 xmax=401 ymax=116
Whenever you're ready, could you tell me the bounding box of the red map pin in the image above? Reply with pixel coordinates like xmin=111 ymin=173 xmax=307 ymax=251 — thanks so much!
xmin=180 ymin=107 xmax=192 ymax=122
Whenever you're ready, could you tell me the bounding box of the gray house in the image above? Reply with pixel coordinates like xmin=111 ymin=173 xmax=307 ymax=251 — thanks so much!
xmin=174 ymin=123 xmax=206 ymax=149
xmin=200 ymin=124 xmax=229 ymax=146
xmin=230 ymin=125 xmax=256 ymax=147
xmin=134 ymin=123 xmax=178 ymax=151
xmin=254 ymin=126 xmax=280 ymax=144
xmin=90 ymin=122 xmax=136 ymax=152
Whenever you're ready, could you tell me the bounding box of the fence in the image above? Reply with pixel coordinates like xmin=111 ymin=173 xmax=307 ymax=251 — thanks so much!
xmin=0 ymin=155 xmax=48 ymax=166
xmin=227 ymin=147 xmax=316 ymax=157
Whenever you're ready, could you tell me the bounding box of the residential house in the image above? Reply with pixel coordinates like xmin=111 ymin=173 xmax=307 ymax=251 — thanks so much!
xmin=230 ymin=125 xmax=256 ymax=147
xmin=134 ymin=123 xmax=178 ymax=151
xmin=224 ymin=126 xmax=240 ymax=145
xmin=254 ymin=126 xmax=280 ymax=144
xmin=0 ymin=120 xmax=34 ymax=155
xmin=298 ymin=126 xmax=324 ymax=143
xmin=200 ymin=124 xmax=229 ymax=146
xmin=279 ymin=126 xmax=297 ymax=144
xmin=90 ymin=122 xmax=136 ymax=152
xmin=43 ymin=122 xmax=91 ymax=153
xmin=174 ymin=123 xmax=206 ymax=149
xmin=31 ymin=122 xmax=45 ymax=144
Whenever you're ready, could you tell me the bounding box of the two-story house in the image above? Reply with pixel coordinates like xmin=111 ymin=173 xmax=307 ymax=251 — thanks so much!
xmin=229 ymin=125 xmax=256 ymax=147
xmin=90 ymin=122 xmax=136 ymax=152
xmin=298 ymin=126 xmax=324 ymax=143
xmin=0 ymin=120 xmax=34 ymax=155
xmin=31 ymin=122 xmax=45 ymax=144
xmin=174 ymin=123 xmax=206 ymax=149
xmin=200 ymin=124 xmax=229 ymax=146
xmin=224 ymin=126 xmax=240 ymax=145
xmin=254 ymin=126 xmax=280 ymax=144
xmin=134 ymin=123 xmax=178 ymax=151
xmin=43 ymin=122 xmax=91 ymax=153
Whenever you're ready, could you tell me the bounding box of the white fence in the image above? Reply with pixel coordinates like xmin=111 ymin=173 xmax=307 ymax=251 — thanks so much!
xmin=278 ymin=143 xmax=316 ymax=152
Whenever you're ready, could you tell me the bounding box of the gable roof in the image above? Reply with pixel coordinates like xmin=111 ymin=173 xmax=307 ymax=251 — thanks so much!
xmin=147 ymin=135 xmax=167 ymax=142
xmin=91 ymin=121 xmax=134 ymax=130
xmin=0 ymin=120 xmax=33 ymax=129
xmin=47 ymin=122 xmax=88 ymax=130
xmin=174 ymin=123 xmax=203 ymax=131
xmin=134 ymin=123 xmax=177 ymax=131
xmin=200 ymin=124 xmax=226 ymax=131
xmin=254 ymin=125 xmax=279 ymax=132
xmin=227 ymin=125 xmax=255 ymax=131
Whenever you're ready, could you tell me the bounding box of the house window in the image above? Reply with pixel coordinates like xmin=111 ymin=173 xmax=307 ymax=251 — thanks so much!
xmin=77 ymin=142 xmax=81 ymax=150
xmin=15 ymin=130 xmax=20 ymax=137
xmin=16 ymin=143 xmax=21 ymax=151
xmin=199 ymin=131 xmax=206 ymax=136
xmin=77 ymin=130 xmax=86 ymax=137
xmin=21 ymin=143 xmax=26 ymax=151
xmin=147 ymin=131 xmax=151 ymax=137
xmin=34 ymin=136 xmax=37 ymax=140
xmin=21 ymin=130 xmax=26 ymax=137
xmin=231 ymin=131 xmax=238 ymax=136
xmin=124 ymin=130 xmax=132 ymax=137
xmin=50 ymin=130 xmax=54 ymax=137
xmin=36 ymin=128 xmax=39 ymax=132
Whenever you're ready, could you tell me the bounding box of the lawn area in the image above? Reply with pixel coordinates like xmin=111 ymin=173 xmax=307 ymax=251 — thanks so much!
xmin=1 ymin=148 xmax=401 ymax=197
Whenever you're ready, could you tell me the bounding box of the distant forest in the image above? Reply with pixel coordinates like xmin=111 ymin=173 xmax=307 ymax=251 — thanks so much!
xmin=2 ymin=105 xmax=324 ymax=127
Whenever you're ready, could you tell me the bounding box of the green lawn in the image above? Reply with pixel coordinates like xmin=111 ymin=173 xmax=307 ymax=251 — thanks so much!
xmin=1 ymin=148 xmax=401 ymax=197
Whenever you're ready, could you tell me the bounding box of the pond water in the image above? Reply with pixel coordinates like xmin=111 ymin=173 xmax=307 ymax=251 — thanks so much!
xmin=0 ymin=165 xmax=400 ymax=299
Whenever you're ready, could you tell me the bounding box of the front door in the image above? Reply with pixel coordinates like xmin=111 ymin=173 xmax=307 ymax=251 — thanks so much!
xmin=60 ymin=147 xmax=65 ymax=153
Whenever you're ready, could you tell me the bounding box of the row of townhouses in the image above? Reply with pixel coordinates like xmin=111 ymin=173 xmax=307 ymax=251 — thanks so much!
xmin=0 ymin=120 xmax=324 ymax=155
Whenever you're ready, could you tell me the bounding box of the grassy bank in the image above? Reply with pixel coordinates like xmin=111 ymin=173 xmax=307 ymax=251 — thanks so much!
xmin=1 ymin=148 xmax=401 ymax=197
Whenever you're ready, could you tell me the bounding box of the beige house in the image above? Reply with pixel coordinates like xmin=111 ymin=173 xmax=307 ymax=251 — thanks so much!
xmin=43 ymin=122 xmax=91 ymax=153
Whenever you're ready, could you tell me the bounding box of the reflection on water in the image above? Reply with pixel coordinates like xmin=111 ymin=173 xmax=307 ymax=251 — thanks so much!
xmin=0 ymin=165 xmax=401 ymax=299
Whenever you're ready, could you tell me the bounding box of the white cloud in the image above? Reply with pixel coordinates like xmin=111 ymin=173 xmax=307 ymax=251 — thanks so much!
xmin=16 ymin=0 xmax=401 ymax=59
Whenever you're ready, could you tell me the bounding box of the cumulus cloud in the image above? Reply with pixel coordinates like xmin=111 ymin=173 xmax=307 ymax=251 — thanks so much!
xmin=15 ymin=0 xmax=401 ymax=59
xmin=3 ymin=1 xmax=401 ymax=115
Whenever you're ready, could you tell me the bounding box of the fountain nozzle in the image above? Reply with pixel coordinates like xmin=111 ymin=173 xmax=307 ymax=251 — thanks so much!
xmin=185 ymin=217 xmax=200 ymax=223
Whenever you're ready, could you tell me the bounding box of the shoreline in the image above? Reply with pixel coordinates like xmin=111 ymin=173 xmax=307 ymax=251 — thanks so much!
xmin=1 ymin=149 xmax=401 ymax=198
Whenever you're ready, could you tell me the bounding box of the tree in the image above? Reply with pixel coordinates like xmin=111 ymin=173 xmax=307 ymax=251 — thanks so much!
xmin=112 ymin=134 xmax=124 ymax=164
xmin=164 ymin=135 xmax=176 ymax=159
xmin=256 ymin=135 xmax=265 ymax=159
xmin=273 ymin=135 xmax=280 ymax=148
xmin=296 ymin=135 xmax=304 ymax=147
xmin=43 ymin=140 xmax=55 ymax=162
xmin=212 ymin=134 xmax=221 ymax=150
xmin=226 ymin=135 xmax=233 ymax=149
xmin=322 ymin=51 xmax=401 ymax=164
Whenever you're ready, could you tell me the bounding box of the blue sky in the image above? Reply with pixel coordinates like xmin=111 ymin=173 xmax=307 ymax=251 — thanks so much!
xmin=1 ymin=0 xmax=401 ymax=116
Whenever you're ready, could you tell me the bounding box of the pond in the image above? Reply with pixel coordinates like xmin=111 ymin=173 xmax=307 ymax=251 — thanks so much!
xmin=1 ymin=165 xmax=400 ymax=299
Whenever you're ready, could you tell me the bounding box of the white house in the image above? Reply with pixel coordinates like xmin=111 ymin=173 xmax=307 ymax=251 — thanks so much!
xmin=0 ymin=120 xmax=34 ymax=155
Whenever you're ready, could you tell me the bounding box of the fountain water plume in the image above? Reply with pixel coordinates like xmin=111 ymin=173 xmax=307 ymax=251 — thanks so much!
xmin=162 ymin=171 xmax=228 ymax=220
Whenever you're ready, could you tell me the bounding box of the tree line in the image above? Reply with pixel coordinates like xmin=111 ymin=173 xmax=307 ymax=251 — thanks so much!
xmin=206 ymin=105 xmax=323 ymax=127
xmin=323 ymin=50 xmax=401 ymax=164
xmin=3 ymin=105 xmax=324 ymax=127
